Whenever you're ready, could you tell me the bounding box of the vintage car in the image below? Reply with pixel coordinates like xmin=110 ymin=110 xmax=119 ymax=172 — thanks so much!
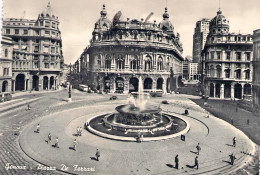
xmin=0 ymin=92 xmax=12 ymax=102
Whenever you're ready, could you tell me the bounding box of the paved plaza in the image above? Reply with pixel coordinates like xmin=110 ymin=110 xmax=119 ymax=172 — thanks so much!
xmin=0 ymin=90 xmax=259 ymax=174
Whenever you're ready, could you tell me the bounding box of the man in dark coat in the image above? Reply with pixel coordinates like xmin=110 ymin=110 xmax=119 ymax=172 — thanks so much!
xmin=175 ymin=154 xmax=179 ymax=169
xmin=96 ymin=149 xmax=100 ymax=161
xmin=194 ymin=156 xmax=199 ymax=169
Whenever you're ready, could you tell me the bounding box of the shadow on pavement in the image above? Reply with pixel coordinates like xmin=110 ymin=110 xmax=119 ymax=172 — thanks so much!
xmin=166 ymin=164 xmax=174 ymax=168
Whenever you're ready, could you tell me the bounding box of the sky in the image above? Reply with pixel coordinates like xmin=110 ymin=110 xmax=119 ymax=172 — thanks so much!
xmin=1 ymin=0 xmax=260 ymax=64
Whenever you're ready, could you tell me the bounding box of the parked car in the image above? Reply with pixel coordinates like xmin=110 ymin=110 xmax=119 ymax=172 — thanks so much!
xmin=78 ymin=84 xmax=88 ymax=92
xmin=0 ymin=92 xmax=12 ymax=102
xmin=110 ymin=96 xmax=117 ymax=100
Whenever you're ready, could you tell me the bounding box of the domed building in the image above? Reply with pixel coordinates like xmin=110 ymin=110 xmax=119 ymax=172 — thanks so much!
xmin=85 ymin=5 xmax=184 ymax=93
xmin=202 ymin=9 xmax=253 ymax=99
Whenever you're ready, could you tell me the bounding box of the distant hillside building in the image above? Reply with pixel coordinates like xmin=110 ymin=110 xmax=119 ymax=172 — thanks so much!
xmin=83 ymin=5 xmax=184 ymax=93
xmin=1 ymin=2 xmax=64 ymax=92
xmin=202 ymin=9 xmax=253 ymax=99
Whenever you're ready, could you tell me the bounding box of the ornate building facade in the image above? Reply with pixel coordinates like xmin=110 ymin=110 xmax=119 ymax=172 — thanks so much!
xmin=85 ymin=5 xmax=184 ymax=93
xmin=0 ymin=36 xmax=13 ymax=93
xmin=2 ymin=2 xmax=64 ymax=92
xmin=252 ymin=29 xmax=260 ymax=112
xmin=202 ymin=9 xmax=253 ymax=99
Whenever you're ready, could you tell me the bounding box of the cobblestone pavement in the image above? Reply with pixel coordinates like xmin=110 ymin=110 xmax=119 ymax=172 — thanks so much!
xmin=0 ymin=90 xmax=258 ymax=175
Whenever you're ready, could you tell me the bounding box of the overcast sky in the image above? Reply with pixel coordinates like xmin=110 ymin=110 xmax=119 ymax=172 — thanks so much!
xmin=2 ymin=0 xmax=260 ymax=64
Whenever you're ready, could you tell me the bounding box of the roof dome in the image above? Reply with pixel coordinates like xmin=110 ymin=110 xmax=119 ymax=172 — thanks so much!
xmin=210 ymin=9 xmax=229 ymax=34
xmin=158 ymin=8 xmax=174 ymax=32
xmin=95 ymin=5 xmax=112 ymax=30
xmin=41 ymin=2 xmax=55 ymax=18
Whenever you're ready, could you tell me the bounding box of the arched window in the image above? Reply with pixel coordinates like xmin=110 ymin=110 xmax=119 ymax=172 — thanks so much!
xmin=116 ymin=55 xmax=124 ymax=70
xmin=105 ymin=59 xmax=111 ymax=69
xmin=130 ymin=60 xmax=137 ymax=70
xmin=144 ymin=55 xmax=152 ymax=71
xmin=216 ymin=65 xmax=221 ymax=78
xmin=157 ymin=57 xmax=163 ymax=71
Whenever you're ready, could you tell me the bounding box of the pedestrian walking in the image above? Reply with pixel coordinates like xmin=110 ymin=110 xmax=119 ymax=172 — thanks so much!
xmin=175 ymin=154 xmax=179 ymax=169
xmin=73 ymin=139 xmax=78 ymax=151
xmin=96 ymin=149 xmax=100 ymax=161
xmin=233 ymin=137 xmax=236 ymax=147
xmin=229 ymin=153 xmax=236 ymax=165
xmin=79 ymin=127 xmax=82 ymax=136
xmin=185 ymin=108 xmax=189 ymax=115
xmin=206 ymin=112 xmax=210 ymax=118
xmin=36 ymin=124 xmax=40 ymax=133
xmin=47 ymin=133 xmax=51 ymax=144
xmin=196 ymin=143 xmax=201 ymax=155
xmin=194 ymin=156 xmax=199 ymax=169
xmin=140 ymin=134 xmax=143 ymax=142
xmin=27 ymin=103 xmax=31 ymax=110
xmin=55 ymin=137 xmax=59 ymax=148
xmin=77 ymin=127 xmax=80 ymax=136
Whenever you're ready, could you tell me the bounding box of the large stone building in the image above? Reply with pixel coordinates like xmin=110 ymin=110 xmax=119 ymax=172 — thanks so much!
xmin=83 ymin=5 xmax=184 ymax=93
xmin=252 ymin=29 xmax=260 ymax=112
xmin=0 ymin=36 xmax=14 ymax=93
xmin=1 ymin=2 xmax=64 ymax=92
xmin=202 ymin=9 xmax=253 ymax=99
xmin=193 ymin=18 xmax=210 ymax=64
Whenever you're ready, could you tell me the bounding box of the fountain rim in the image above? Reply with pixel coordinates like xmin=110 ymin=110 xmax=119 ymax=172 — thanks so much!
xmin=85 ymin=112 xmax=190 ymax=142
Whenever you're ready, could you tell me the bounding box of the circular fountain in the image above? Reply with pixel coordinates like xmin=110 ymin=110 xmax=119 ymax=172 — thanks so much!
xmin=86 ymin=77 xmax=190 ymax=141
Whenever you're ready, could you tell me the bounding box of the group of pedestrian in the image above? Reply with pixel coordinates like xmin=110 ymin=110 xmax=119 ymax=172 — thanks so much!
xmin=174 ymin=155 xmax=199 ymax=170
xmin=77 ymin=126 xmax=83 ymax=136
xmin=46 ymin=133 xmax=59 ymax=148
xmin=174 ymin=137 xmax=237 ymax=171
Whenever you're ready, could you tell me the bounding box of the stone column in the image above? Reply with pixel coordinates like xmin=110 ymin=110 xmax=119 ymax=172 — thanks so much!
xmin=162 ymin=78 xmax=167 ymax=94
xmin=231 ymin=83 xmax=234 ymax=99
xmin=213 ymin=83 xmax=216 ymax=98
xmin=12 ymin=80 xmax=16 ymax=92
xmin=241 ymin=83 xmax=244 ymax=99
xmin=220 ymin=84 xmax=224 ymax=99
xmin=24 ymin=79 xmax=27 ymax=91
xmin=47 ymin=78 xmax=50 ymax=90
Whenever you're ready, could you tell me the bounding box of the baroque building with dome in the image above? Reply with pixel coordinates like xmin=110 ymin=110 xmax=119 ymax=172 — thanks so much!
xmin=82 ymin=5 xmax=184 ymax=93
xmin=201 ymin=9 xmax=253 ymax=99
xmin=1 ymin=2 xmax=64 ymax=92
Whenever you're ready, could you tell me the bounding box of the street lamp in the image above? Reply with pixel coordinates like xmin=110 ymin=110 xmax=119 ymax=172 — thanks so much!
xmin=68 ymin=63 xmax=72 ymax=102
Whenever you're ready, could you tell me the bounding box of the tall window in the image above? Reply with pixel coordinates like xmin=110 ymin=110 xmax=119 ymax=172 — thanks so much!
xmin=130 ymin=60 xmax=137 ymax=70
xmin=157 ymin=57 xmax=163 ymax=71
xmin=6 ymin=29 xmax=10 ymax=34
xmin=245 ymin=71 xmax=250 ymax=80
xmin=217 ymin=52 xmax=221 ymax=59
xmin=236 ymin=70 xmax=241 ymax=79
xmin=226 ymin=52 xmax=230 ymax=60
xmin=5 ymin=49 xmax=8 ymax=57
xmin=216 ymin=66 xmax=221 ymax=77
xmin=236 ymin=52 xmax=241 ymax=61
xmin=225 ymin=69 xmax=230 ymax=78
xmin=211 ymin=52 xmax=214 ymax=59
xmin=246 ymin=52 xmax=250 ymax=61
xmin=15 ymin=29 xmax=19 ymax=34
xmin=23 ymin=30 xmax=28 ymax=35
xmin=105 ymin=59 xmax=111 ymax=69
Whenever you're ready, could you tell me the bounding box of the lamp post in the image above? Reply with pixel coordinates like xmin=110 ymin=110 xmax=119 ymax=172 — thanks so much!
xmin=68 ymin=63 xmax=72 ymax=102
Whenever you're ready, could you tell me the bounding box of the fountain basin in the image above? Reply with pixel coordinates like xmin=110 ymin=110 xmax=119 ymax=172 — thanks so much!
xmin=86 ymin=112 xmax=190 ymax=141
